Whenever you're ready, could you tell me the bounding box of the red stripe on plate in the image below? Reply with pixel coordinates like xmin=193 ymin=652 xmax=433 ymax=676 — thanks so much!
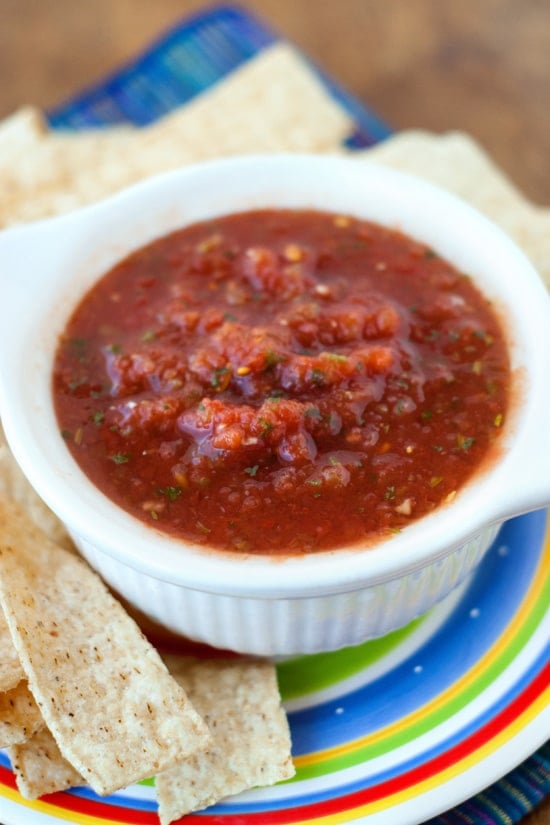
xmin=42 ymin=792 xmax=159 ymax=824
xmin=0 ymin=764 xmax=17 ymax=790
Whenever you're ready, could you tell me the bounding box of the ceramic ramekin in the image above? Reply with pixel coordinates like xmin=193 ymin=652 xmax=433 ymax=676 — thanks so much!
xmin=1 ymin=154 xmax=549 ymax=656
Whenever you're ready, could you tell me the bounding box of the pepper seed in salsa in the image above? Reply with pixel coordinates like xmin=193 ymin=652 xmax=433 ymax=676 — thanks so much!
xmin=52 ymin=209 xmax=510 ymax=554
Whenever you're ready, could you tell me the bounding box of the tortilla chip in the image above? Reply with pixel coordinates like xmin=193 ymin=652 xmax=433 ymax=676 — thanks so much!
xmin=157 ymin=655 xmax=294 ymax=824
xmin=0 ymin=43 xmax=352 ymax=227
xmin=0 ymin=496 xmax=211 ymax=796
xmin=0 ymin=611 xmax=24 ymax=693
xmin=0 ymin=107 xmax=47 ymax=167
xmin=8 ymin=726 xmax=83 ymax=799
xmin=0 ymin=680 xmax=43 ymax=748
xmin=0 ymin=423 xmax=75 ymax=553
xmin=137 ymin=41 xmax=351 ymax=157
xmin=361 ymin=131 xmax=550 ymax=286
xmin=513 ymin=208 xmax=550 ymax=290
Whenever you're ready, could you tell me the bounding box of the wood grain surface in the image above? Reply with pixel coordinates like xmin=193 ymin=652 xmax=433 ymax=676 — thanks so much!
xmin=0 ymin=1 xmax=548 ymax=822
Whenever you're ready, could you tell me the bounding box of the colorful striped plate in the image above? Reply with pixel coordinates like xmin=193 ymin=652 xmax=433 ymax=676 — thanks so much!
xmin=0 ymin=509 xmax=548 ymax=824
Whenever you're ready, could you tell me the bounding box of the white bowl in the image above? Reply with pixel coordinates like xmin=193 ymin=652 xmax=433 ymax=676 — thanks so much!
xmin=1 ymin=154 xmax=549 ymax=656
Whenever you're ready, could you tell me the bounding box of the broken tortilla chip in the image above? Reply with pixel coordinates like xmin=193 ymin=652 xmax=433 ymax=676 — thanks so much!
xmin=0 ymin=680 xmax=43 ymax=749
xmin=0 ymin=106 xmax=47 ymax=168
xmin=0 ymin=496 xmax=211 ymax=796
xmin=8 ymin=726 xmax=84 ymax=799
xmin=157 ymin=655 xmax=294 ymax=824
xmin=0 ymin=423 xmax=75 ymax=553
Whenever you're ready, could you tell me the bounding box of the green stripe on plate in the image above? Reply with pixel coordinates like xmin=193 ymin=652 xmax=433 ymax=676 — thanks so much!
xmin=277 ymin=614 xmax=427 ymax=701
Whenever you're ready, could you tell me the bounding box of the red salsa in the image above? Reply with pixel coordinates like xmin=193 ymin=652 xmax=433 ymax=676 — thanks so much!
xmin=53 ymin=210 xmax=509 ymax=554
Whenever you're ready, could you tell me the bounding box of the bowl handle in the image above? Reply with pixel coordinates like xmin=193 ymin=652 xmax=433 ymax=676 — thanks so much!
xmin=0 ymin=220 xmax=69 ymax=427
xmin=0 ymin=223 xmax=49 ymax=343
xmin=494 ymin=395 xmax=550 ymax=523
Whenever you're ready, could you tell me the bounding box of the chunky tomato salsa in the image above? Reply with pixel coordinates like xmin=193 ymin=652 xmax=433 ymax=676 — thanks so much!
xmin=53 ymin=209 xmax=509 ymax=554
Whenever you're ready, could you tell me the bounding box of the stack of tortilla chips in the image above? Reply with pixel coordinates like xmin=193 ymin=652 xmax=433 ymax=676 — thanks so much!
xmin=0 ymin=40 xmax=548 ymax=824
xmin=0 ymin=467 xmax=295 ymax=823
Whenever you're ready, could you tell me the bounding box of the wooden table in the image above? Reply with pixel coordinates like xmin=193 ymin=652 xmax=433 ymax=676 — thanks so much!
xmin=0 ymin=1 xmax=548 ymax=822
xmin=1 ymin=0 xmax=548 ymax=206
